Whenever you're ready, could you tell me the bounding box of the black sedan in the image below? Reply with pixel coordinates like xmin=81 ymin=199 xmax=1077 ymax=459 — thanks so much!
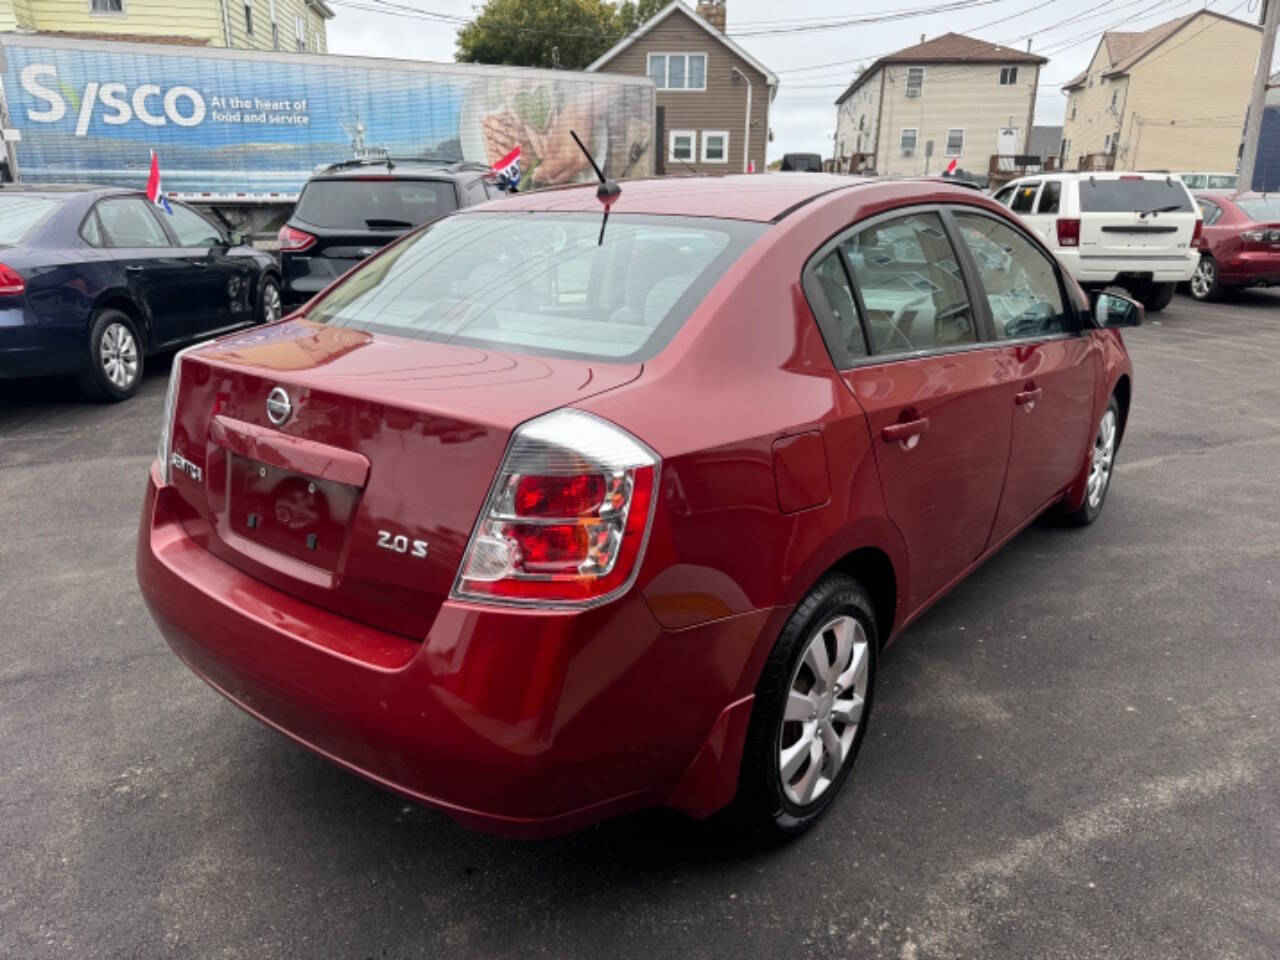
xmin=0 ymin=187 xmax=280 ymax=400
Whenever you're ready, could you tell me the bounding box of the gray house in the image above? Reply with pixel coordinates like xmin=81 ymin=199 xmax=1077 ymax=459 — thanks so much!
xmin=586 ymin=1 xmax=777 ymax=175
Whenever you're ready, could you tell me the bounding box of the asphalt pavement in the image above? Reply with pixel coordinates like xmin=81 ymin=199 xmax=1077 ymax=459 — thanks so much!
xmin=2 ymin=291 xmax=1278 ymax=959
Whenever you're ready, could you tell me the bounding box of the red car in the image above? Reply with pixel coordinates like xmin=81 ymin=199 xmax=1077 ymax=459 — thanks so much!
xmin=1190 ymin=192 xmax=1280 ymax=301
xmin=137 ymin=174 xmax=1140 ymax=839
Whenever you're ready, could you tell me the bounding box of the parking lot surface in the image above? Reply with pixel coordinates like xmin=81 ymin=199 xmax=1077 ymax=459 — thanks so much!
xmin=2 ymin=292 xmax=1278 ymax=959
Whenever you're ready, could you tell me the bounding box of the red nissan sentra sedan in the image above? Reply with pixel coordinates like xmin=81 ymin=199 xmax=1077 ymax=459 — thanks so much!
xmin=137 ymin=174 xmax=1140 ymax=839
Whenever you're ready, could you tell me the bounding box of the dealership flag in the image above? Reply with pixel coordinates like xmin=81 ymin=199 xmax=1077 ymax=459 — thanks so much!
xmin=146 ymin=150 xmax=173 ymax=214
xmin=945 ymin=157 xmax=958 ymax=175
xmin=491 ymin=145 xmax=521 ymax=189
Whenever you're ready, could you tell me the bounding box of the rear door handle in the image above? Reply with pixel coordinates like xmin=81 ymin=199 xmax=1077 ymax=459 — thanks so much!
xmin=881 ymin=417 xmax=930 ymax=442
xmin=191 ymin=261 xmax=209 ymax=269
xmin=1015 ymin=387 xmax=1043 ymax=406
xmin=124 ymin=264 xmax=144 ymax=274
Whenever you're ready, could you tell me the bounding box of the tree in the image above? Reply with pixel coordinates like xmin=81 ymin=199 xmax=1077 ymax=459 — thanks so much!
xmin=455 ymin=0 xmax=666 ymax=69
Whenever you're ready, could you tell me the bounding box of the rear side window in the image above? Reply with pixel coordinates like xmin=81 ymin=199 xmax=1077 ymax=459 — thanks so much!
xmin=1036 ymin=181 xmax=1062 ymax=214
xmin=1010 ymin=183 xmax=1040 ymax=214
xmin=306 ymin=212 xmax=765 ymax=362
xmin=293 ymin=179 xmax=459 ymax=229
xmin=1197 ymin=200 xmax=1222 ymax=225
xmin=1234 ymin=197 xmax=1280 ymax=221
xmin=841 ymin=212 xmax=976 ymax=354
xmin=0 ymin=195 xmax=62 ymax=244
xmin=95 ymin=198 xmax=170 ymax=248
xmin=1078 ymin=178 xmax=1193 ymax=213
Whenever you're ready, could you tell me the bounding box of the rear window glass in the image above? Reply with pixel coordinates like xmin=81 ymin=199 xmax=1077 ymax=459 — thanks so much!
xmin=1206 ymin=174 xmax=1238 ymax=190
xmin=781 ymin=155 xmax=822 ymax=172
xmin=306 ymin=212 xmax=765 ymax=362
xmin=293 ymin=179 xmax=458 ymax=230
xmin=1078 ymin=178 xmax=1193 ymax=213
xmin=0 ymin=195 xmax=62 ymax=244
xmin=1234 ymin=197 xmax=1280 ymax=221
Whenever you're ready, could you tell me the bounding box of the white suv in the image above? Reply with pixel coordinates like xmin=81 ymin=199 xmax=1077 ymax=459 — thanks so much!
xmin=993 ymin=172 xmax=1201 ymax=312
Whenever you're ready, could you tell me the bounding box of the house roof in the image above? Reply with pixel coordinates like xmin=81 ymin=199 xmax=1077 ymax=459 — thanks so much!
xmin=835 ymin=32 xmax=1046 ymax=105
xmin=585 ymin=1 xmax=778 ymax=86
xmin=1062 ymin=11 xmax=1258 ymax=91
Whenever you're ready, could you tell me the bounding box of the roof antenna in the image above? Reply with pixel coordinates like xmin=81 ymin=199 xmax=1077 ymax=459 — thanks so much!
xmin=571 ymin=129 xmax=622 ymax=245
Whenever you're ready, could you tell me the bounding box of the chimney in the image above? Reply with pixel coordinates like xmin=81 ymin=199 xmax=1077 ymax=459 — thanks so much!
xmin=697 ymin=0 xmax=726 ymax=33
xmin=1026 ymin=38 xmax=1032 ymax=52
xmin=920 ymin=33 xmax=925 ymax=44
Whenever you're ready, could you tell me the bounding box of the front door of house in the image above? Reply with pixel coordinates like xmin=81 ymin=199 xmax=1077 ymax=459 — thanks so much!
xmin=997 ymin=126 xmax=1019 ymax=156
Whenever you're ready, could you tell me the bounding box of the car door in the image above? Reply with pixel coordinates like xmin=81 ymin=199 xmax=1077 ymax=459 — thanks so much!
xmin=94 ymin=195 xmax=195 ymax=348
xmin=950 ymin=208 xmax=1097 ymax=544
xmin=826 ymin=208 xmax=1014 ymax=612
xmin=162 ymin=201 xmax=257 ymax=333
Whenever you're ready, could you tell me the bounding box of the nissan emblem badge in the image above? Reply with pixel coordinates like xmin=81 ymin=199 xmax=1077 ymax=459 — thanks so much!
xmin=266 ymin=386 xmax=292 ymax=426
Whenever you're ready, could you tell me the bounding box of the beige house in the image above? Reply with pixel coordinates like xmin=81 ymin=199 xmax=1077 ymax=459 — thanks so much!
xmin=1060 ymin=11 xmax=1260 ymax=172
xmin=586 ymin=0 xmax=776 ymax=175
xmin=834 ymin=33 xmax=1046 ymax=177
xmin=0 ymin=0 xmax=333 ymax=52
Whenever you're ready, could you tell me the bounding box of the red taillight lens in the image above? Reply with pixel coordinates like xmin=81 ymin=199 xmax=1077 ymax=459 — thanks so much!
xmin=453 ymin=410 xmax=659 ymax=607
xmin=0 ymin=263 xmax=25 ymax=297
xmin=1191 ymin=219 xmax=1204 ymax=246
xmin=277 ymin=225 xmax=317 ymax=252
xmin=1056 ymin=218 xmax=1081 ymax=247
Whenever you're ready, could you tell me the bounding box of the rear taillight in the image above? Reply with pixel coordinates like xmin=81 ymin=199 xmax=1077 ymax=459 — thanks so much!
xmin=277 ymin=225 xmax=317 ymax=252
xmin=1056 ymin=218 xmax=1081 ymax=247
xmin=1241 ymin=228 xmax=1280 ymax=243
xmin=155 ymin=345 xmax=198 ymax=485
xmin=0 ymin=263 xmax=25 ymax=297
xmin=453 ymin=409 xmax=659 ymax=608
xmin=1191 ymin=220 xmax=1204 ymax=246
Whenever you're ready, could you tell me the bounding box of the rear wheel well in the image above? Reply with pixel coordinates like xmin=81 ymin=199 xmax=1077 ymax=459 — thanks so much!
xmin=93 ymin=296 xmax=147 ymax=352
xmin=830 ymin=547 xmax=897 ymax=646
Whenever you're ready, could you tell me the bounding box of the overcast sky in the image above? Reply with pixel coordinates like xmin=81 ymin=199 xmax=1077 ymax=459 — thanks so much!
xmin=328 ymin=0 xmax=1271 ymax=162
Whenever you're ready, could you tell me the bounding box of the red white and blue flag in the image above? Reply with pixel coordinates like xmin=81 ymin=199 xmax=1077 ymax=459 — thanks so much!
xmin=491 ymin=145 xmax=521 ymax=190
xmin=146 ymin=150 xmax=173 ymax=214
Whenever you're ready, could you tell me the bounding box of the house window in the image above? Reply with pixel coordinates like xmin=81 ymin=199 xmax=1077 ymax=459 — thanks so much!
xmin=900 ymin=128 xmax=917 ymax=156
xmin=905 ymin=67 xmax=924 ymax=98
xmin=669 ymin=130 xmax=696 ymax=163
xmin=244 ymin=0 xmax=253 ymax=36
xmin=1110 ymin=90 xmax=1118 ymax=110
xmin=999 ymin=66 xmax=1018 ymax=85
xmin=271 ymin=21 xmax=279 ymax=48
xmin=945 ymin=128 xmax=964 ymax=157
xmin=1070 ymin=100 xmax=1077 ymax=120
xmin=90 ymin=0 xmax=124 ymax=12
xmin=858 ymin=115 xmax=865 ymax=131
xmin=295 ymin=14 xmax=304 ymax=51
xmin=647 ymin=53 xmax=707 ymax=91
xmin=701 ymin=130 xmax=728 ymax=163
xmin=1103 ymin=134 xmax=1111 ymax=152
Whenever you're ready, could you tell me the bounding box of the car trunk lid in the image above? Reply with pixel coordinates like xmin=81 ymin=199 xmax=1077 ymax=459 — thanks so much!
xmin=167 ymin=319 xmax=641 ymax=638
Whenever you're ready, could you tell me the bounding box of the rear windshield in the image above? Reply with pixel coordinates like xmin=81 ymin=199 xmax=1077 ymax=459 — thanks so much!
xmin=0 ymin=195 xmax=63 ymax=244
xmin=305 ymin=212 xmax=765 ymax=362
xmin=1078 ymin=178 xmax=1193 ymax=213
xmin=1206 ymin=174 xmax=1238 ymax=190
xmin=781 ymin=155 xmax=822 ymax=172
xmin=293 ymin=178 xmax=458 ymax=230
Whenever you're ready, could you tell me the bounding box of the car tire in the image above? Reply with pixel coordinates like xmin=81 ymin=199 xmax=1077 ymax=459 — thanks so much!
xmin=257 ymin=274 xmax=283 ymax=324
xmin=734 ymin=573 xmax=878 ymax=840
xmin=1188 ymin=255 xmax=1223 ymax=302
xmin=1062 ymin=395 xmax=1121 ymax=526
xmin=1138 ymin=281 xmax=1175 ymax=312
xmin=77 ymin=308 xmax=144 ymax=402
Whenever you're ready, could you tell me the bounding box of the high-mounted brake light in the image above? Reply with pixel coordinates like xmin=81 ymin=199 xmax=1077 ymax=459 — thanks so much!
xmin=452 ymin=409 xmax=659 ymax=607
xmin=0 ymin=263 xmax=25 ymax=297
xmin=1056 ymin=217 xmax=1081 ymax=247
xmin=277 ymin=225 xmax=317 ymax=252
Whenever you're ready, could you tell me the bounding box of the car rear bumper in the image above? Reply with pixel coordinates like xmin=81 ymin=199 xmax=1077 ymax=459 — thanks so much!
xmin=1059 ymin=251 xmax=1198 ymax=284
xmin=1217 ymin=250 xmax=1280 ymax=286
xmin=137 ymin=468 xmax=769 ymax=836
xmin=0 ymin=305 xmax=79 ymax=378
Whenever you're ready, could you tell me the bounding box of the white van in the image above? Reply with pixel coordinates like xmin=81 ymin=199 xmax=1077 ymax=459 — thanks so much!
xmin=1175 ymin=172 xmax=1238 ymax=193
xmin=992 ymin=172 xmax=1201 ymax=312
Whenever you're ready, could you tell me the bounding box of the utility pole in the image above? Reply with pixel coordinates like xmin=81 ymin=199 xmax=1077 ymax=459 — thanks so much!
xmin=1239 ymin=0 xmax=1279 ymax=191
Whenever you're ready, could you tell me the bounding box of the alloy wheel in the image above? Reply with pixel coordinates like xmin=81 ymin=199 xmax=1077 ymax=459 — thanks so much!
xmin=778 ymin=615 xmax=870 ymax=806
xmin=1190 ymin=259 xmax=1214 ymax=299
xmin=263 ymin=282 xmax=283 ymax=323
xmin=100 ymin=322 xmax=139 ymax=390
xmin=1087 ymin=408 xmax=1117 ymax=509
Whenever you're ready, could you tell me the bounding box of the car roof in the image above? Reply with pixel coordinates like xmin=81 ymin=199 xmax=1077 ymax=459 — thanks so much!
xmin=476 ymin=173 xmax=873 ymax=222
xmin=312 ymin=159 xmax=490 ymax=181
xmin=0 ymin=184 xmax=127 ymax=197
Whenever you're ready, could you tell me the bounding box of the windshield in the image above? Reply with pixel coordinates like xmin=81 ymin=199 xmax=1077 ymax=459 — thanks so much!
xmin=1206 ymin=174 xmax=1238 ymax=189
xmin=1078 ymin=178 xmax=1193 ymax=213
xmin=1235 ymin=197 xmax=1280 ymax=221
xmin=305 ymin=212 xmax=765 ymax=362
xmin=0 ymin=195 xmax=63 ymax=244
xmin=293 ymin=179 xmax=458 ymax=230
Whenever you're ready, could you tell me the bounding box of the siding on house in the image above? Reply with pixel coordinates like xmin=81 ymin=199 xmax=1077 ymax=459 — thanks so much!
xmin=597 ymin=8 xmax=769 ymax=175
xmin=227 ymin=0 xmax=327 ymax=53
xmin=835 ymin=70 xmax=881 ymax=164
xmin=1061 ymin=12 xmax=1260 ymax=172
xmin=0 ymin=0 xmax=20 ymax=31
xmin=871 ymin=61 xmax=1039 ymax=176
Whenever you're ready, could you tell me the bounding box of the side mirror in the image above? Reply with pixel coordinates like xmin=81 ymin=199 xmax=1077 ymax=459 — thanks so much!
xmin=228 ymin=231 xmax=246 ymax=247
xmin=1092 ymin=290 xmax=1143 ymax=328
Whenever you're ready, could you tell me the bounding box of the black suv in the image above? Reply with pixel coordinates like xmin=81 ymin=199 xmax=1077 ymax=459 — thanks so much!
xmin=277 ymin=159 xmax=503 ymax=310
